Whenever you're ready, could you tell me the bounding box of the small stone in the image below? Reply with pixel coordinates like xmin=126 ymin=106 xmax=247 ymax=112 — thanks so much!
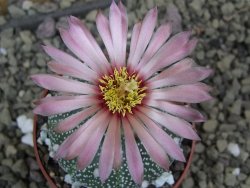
xmin=5 ymin=145 xmax=17 ymax=157
xmin=182 ymin=177 xmax=194 ymax=188
xmin=244 ymin=110 xmax=250 ymax=120
xmin=203 ymin=120 xmax=218 ymax=132
xmin=60 ymin=0 xmax=72 ymax=9
xmin=22 ymin=0 xmax=33 ymax=10
xmin=224 ymin=173 xmax=236 ymax=186
xmin=0 ymin=107 xmax=12 ymax=126
xmin=216 ymin=139 xmax=227 ymax=152
xmin=85 ymin=10 xmax=98 ymax=22
xmin=12 ymin=160 xmax=28 ymax=178
xmin=30 ymin=170 xmax=44 ymax=182
xmin=217 ymin=55 xmax=235 ymax=72
xmin=8 ymin=5 xmax=25 ymax=18
xmin=17 ymin=115 xmax=33 ymax=133
xmin=229 ymin=99 xmax=242 ymax=115
xmin=195 ymin=143 xmax=205 ymax=153
xmin=221 ymin=2 xmax=235 ymax=16
xmin=232 ymin=168 xmax=240 ymax=176
xmin=64 ymin=174 xmax=73 ymax=184
xmin=36 ymin=17 xmax=56 ymax=39
xmin=190 ymin=0 xmax=204 ymax=12
xmin=20 ymin=31 xmax=33 ymax=44
xmin=162 ymin=172 xmax=174 ymax=185
xmin=21 ymin=133 xmax=34 ymax=147
xmin=212 ymin=19 xmax=219 ymax=29
xmin=12 ymin=180 xmax=26 ymax=188
xmin=141 ymin=180 xmax=149 ymax=188
xmin=227 ymin=143 xmax=240 ymax=157
xmin=0 ymin=16 xmax=6 ymax=25
xmin=34 ymin=2 xmax=58 ymax=13
xmin=213 ymin=163 xmax=224 ymax=174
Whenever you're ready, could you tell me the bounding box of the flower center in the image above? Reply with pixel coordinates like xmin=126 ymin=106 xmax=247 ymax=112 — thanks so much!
xmin=99 ymin=67 xmax=146 ymax=116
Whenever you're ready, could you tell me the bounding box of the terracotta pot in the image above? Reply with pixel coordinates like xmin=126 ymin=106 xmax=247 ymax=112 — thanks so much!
xmin=33 ymin=91 xmax=196 ymax=188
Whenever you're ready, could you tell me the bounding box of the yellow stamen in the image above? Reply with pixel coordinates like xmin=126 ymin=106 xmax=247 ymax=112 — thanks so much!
xmin=99 ymin=67 xmax=146 ymax=116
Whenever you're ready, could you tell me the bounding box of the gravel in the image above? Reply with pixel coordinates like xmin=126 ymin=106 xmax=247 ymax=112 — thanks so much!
xmin=0 ymin=0 xmax=249 ymax=187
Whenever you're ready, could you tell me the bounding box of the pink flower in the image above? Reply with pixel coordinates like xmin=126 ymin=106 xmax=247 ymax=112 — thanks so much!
xmin=31 ymin=1 xmax=212 ymax=184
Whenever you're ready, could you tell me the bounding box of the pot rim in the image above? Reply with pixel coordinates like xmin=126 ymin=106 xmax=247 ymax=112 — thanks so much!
xmin=33 ymin=90 xmax=196 ymax=188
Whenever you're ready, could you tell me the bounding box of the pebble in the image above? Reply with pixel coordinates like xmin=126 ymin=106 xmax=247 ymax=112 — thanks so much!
xmin=221 ymin=2 xmax=235 ymax=16
xmin=12 ymin=159 xmax=28 ymax=178
xmin=34 ymin=2 xmax=58 ymax=13
xmin=85 ymin=10 xmax=98 ymax=22
xmin=0 ymin=107 xmax=12 ymax=127
xmin=21 ymin=133 xmax=34 ymax=147
xmin=17 ymin=115 xmax=33 ymax=134
xmin=216 ymin=139 xmax=227 ymax=152
xmin=5 ymin=145 xmax=17 ymax=157
xmin=203 ymin=119 xmax=218 ymax=132
xmin=8 ymin=5 xmax=25 ymax=18
xmin=182 ymin=177 xmax=194 ymax=188
xmin=224 ymin=173 xmax=236 ymax=186
xmin=232 ymin=168 xmax=240 ymax=176
xmin=22 ymin=0 xmax=33 ymax=10
xmin=36 ymin=17 xmax=56 ymax=39
xmin=227 ymin=143 xmax=240 ymax=157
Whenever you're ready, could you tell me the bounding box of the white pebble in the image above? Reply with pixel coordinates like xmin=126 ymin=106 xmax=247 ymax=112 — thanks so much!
xmin=0 ymin=48 xmax=7 ymax=55
xmin=227 ymin=143 xmax=240 ymax=157
xmin=45 ymin=138 xmax=51 ymax=147
xmin=17 ymin=115 xmax=33 ymax=133
xmin=22 ymin=0 xmax=33 ymax=10
xmin=232 ymin=168 xmax=240 ymax=176
xmin=162 ymin=172 xmax=175 ymax=185
xmin=155 ymin=176 xmax=165 ymax=187
xmin=21 ymin=133 xmax=33 ymax=147
xmin=52 ymin=144 xmax=59 ymax=152
xmin=93 ymin=168 xmax=99 ymax=177
xmin=173 ymin=137 xmax=181 ymax=144
xmin=141 ymin=180 xmax=149 ymax=188
xmin=72 ymin=182 xmax=85 ymax=188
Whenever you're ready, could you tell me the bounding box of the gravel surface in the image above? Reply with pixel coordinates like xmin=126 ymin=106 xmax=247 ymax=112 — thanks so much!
xmin=0 ymin=0 xmax=250 ymax=187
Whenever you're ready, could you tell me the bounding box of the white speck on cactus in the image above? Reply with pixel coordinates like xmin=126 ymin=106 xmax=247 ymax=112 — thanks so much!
xmin=162 ymin=172 xmax=174 ymax=185
xmin=173 ymin=137 xmax=181 ymax=144
xmin=52 ymin=144 xmax=59 ymax=152
xmin=93 ymin=168 xmax=99 ymax=178
xmin=227 ymin=143 xmax=240 ymax=157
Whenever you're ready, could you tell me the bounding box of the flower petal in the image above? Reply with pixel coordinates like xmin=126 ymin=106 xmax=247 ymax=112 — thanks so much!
xmin=122 ymin=118 xmax=143 ymax=184
xmin=68 ymin=16 xmax=110 ymax=72
xmin=149 ymin=67 xmax=213 ymax=88
xmin=127 ymin=115 xmax=170 ymax=170
xmin=59 ymin=28 xmax=102 ymax=73
xmin=136 ymin=111 xmax=185 ymax=162
xmin=128 ymin=22 xmax=142 ymax=65
xmin=96 ymin=11 xmax=114 ymax=63
xmin=113 ymin=120 xmax=122 ymax=169
xmin=150 ymin=83 xmax=212 ymax=103
xmin=128 ymin=7 xmax=158 ymax=68
xmin=99 ymin=116 xmax=118 ymax=183
xmin=118 ymin=1 xmax=128 ymax=66
xmin=139 ymin=106 xmax=200 ymax=140
xmin=109 ymin=1 xmax=123 ymax=67
xmin=54 ymin=106 xmax=99 ymax=132
xmin=43 ymin=45 xmax=96 ymax=80
xmin=149 ymin=58 xmax=196 ymax=81
xmin=33 ymin=95 xmax=99 ymax=116
xmin=63 ymin=110 xmax=108 ymax=160
xmin=147 ymin=99 xmax=206 ymax=122
xmin=77 ymin=116 xmax=110 ymax=170
xmin=137 ymin=23 xmax=172 ymax=68
xmin=31 ymin=74 xmax=96 ymax=95
xmin=140 ymin=32 xmax=197 ymax=79
xmin=47 ymin=61 xmax=96 ymax=82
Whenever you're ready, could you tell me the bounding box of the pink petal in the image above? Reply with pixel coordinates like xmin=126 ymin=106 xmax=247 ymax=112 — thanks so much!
xmin=99 ymin=116 xmax=118 ymax=183
xmin=68 ymin=16 xmax=110 ymax=72
xmin=122 ymin=118 xmax=143 ymax=184
xmin=136 ymin=111 xmax=185 ymax=161
xmin=96 ymin=11 xmax=114 ymax=63
xmin=77 ymin=116 xmax=109 ymax=170
xmin=127 ymin=115 xmax=170 ymax=170
xmin=33 ymin=95 xmax=99 ymax=116
xmin=113 ymin=120 xmax=122 ymax=169
xmin=140 ymin=32 xmax=197 ymax=79
xmin=63 ymin=110 xmax=108 ymax=160
xmin=109 ymin=1 xmax=123 ymax=67
xmin=59 ymin=28 xmax=102 ymax=73
xmin=149 ymin=58 xmax=196 ymax=82
xmin=43 ymin=45 xmax=96 ymax=80
xmin=31 ymin=74 xmax=96 ymax=95
xmin=47 ymin=61 xmax=96 ymax=82
xmin=137 ymin=23 xmax=172 ymax=68
xmin=118 ymin=1 xmax=128 ymax=66
xmin=34 ymin=95 xmax=77 ymax=105
xmin=128 ymin=22 xmax=142 ymax=65
xmin=128 ymin=7 xmax=158 ymax=68
xmin=149 ymin=67 xmax=213 ymax=88
xmin=150 ymin=83 xmax=212 ymax=103
xmin=54 ymin=106 xmax=99 ymax=132
xmin=146 ymin=99 xmax=206 ymax=122
xmin=139 ymin=106 xmax=200 ymax=140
